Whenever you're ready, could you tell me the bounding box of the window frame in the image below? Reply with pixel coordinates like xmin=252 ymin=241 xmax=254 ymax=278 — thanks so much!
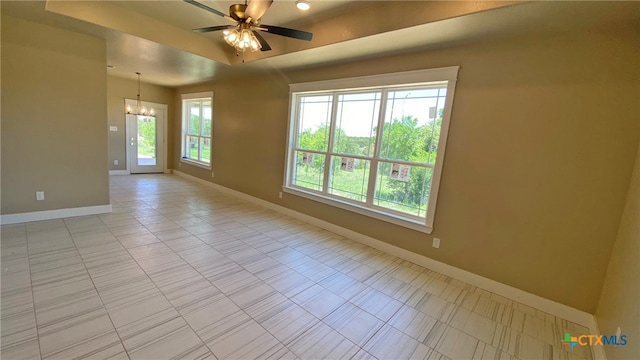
xmin=181 ymin=91 xmax=213 ymax=169
xmin=283 ymin=67 xmax=459 ymax=234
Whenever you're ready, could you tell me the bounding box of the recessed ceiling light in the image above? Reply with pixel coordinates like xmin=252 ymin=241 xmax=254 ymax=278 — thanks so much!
xmin=296 ymin=0 xmax=310 ymax=11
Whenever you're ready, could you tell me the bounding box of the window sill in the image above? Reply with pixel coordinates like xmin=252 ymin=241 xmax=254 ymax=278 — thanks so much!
xmin=282 ymin=186 xmax=433 ymax=234
xmin=180 ymin=158 xmax=211 ymax=170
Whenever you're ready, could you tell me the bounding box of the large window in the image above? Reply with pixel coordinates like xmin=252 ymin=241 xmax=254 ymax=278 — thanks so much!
xmin=284 ymin=67 xmax=458 ymax=233
xmin=181 ymin=92 xmax=213 ymax=168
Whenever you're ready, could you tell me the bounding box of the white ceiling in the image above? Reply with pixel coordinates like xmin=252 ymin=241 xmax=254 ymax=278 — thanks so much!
xmin=2 ymin=1 xmax=638 ymax=87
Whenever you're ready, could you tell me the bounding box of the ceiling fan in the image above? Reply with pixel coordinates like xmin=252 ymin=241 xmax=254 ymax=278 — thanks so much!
xmin=184 ymin=0 xmax=313 ymax=53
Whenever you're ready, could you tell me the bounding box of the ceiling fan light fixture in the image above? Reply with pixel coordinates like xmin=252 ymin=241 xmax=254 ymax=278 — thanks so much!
xmin=241 ymin=29 xmax=252 ymax=43
xmin=250 ymin=38 xmax=261 ymax=51
xmin=224 ymin=27 xmax=261 ymax=52
xmin=296 ymin=0 xmax=310 ymax=11
xmin=223 ymin=29 xmax=240 ymax=46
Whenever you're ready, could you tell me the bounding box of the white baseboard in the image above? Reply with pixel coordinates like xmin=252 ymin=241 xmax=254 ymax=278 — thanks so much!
xmin=172 ymin=170 xmax=596 ymax=329
xmin=109 ymin=170 xmax=129 ymax=175
xmin=109 ymin=170 xmax=173 ymax=176
xmin=0 ymin=204 xmax=112 ymax=225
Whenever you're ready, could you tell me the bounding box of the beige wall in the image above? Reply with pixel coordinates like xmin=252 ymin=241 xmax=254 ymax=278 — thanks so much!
xmin=1 ymin=14 xmax=109 ymax=214
xmin=174 ymin=23 xmax=639 ymax=312
xmin=107 ymin=76 xmax=175 ymax=171
xmin=596 ymin=143 xmax=639 ymax=359
xmin=171 ymin=77 xmax=287 ymax=193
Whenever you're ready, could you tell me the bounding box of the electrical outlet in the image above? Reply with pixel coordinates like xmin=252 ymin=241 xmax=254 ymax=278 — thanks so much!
xmin=279 ymin=192 xmax=283 ymax=199
xmin=114 ymin=160 xmax=119 ymax=165
xmin=36 ymin=191 xmax=45 ymax=201
xmin=432 ymin=237 xmax=440 ymax=248
xmin=211 ymin=172 xmax=215 ymax=177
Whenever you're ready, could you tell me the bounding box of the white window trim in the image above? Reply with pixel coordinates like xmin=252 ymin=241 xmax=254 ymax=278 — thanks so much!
xmin=283 ymin=66 xmax=459 ymax=234
xmin=180 ymin=158 xmax=212 ymax=170
xmin=182 ymin=91 xmax=214 ymax=100
xmin=181 ymin=91 xmax=214 ymax=169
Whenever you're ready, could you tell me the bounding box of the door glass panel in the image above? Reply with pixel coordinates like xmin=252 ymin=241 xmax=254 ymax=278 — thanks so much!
xmin=137 ymin=116 xmax=156 ymax=166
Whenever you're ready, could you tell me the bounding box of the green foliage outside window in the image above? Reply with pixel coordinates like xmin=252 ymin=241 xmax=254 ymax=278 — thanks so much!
xmin=294 ymin=113 xmax=442 ymax=217
xmin=137 ymin=117 xmax=156 ymax=158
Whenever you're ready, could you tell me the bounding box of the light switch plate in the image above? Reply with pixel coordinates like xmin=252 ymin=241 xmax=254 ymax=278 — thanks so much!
xmin=109 ymin=126 xmax=118 ymax=132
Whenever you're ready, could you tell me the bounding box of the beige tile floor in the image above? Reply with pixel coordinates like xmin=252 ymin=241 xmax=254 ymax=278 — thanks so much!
xmin=1 ymin=174 xmax=595 ymax=360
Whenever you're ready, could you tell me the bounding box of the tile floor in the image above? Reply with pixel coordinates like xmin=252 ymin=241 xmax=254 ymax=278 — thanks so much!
xmin=1 ymin=174 xmax=595 ymax=360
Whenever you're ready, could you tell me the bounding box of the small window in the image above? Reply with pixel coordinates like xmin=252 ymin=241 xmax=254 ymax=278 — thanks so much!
xmin=181 ymin=92 xmax=213 ymax=168
xmin=284 ymin=67 xmax=459 ymax=233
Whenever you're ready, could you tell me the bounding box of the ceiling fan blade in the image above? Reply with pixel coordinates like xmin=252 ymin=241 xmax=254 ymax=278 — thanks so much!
xmin=193 ymin=25 xmax=235 ymax=33
xmin=183 ymin=0 xmax=235 ymax=22
xmin=245 ymin=0 xmax=273 ymax=22
xmin=252 ymin=30 xmax=272 ymax=51
xmin=183 ymin=0 xmax=225 ymax=17
xmin=259 ymin=24 xmax=313 ymax=41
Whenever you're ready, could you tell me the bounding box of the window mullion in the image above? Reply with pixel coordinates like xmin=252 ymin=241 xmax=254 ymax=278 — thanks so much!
xmin=322 ymin=93 xmax=338 ymax=194
xmin=294 ymin=96 xmax=302 ymax=149
xmin=366 ymin=90 xmax=388 ymax=206
xmin=198 ymin=101 xmax=203 ymax=161
xmin=286 ymin=96 xmax=300 ymax=187
xmin=183 ymin=104 xmax=187 ymax=158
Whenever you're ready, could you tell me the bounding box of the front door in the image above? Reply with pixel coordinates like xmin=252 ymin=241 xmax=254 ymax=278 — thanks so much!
xmin=127 ymin=107 xmax=165 ymax=174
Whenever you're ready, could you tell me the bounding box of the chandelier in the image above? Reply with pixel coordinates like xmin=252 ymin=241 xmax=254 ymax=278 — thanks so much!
xmin=125 ymin=72 xmax=155 ymax=116
xmin=222 ymin=23 xmax=261 ymax=52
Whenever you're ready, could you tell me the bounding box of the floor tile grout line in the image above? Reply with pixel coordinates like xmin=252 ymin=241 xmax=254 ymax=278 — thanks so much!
xmin=24 ymin=222 xmax=45 ymax=360
xmin=64 ymin=217 xmax=132 ymax=360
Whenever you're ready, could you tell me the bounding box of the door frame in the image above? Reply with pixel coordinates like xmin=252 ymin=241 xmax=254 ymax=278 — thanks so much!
xmin=124 ymin=99 xmax=169 ymax=174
